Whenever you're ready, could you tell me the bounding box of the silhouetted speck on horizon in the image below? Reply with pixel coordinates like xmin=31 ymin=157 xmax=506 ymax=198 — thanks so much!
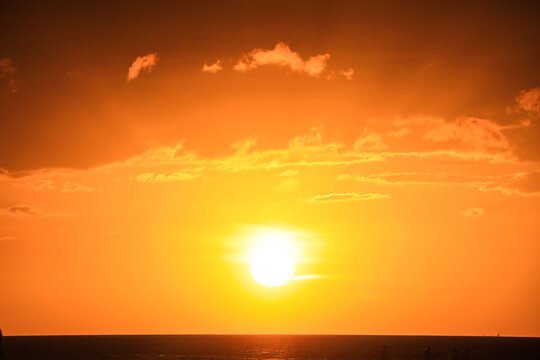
xmin=0 ymin=327 xmax=3 ymax=358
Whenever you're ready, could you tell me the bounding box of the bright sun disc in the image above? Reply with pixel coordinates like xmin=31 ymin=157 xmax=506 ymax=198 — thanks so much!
xmin=250 ymin=232 xmax=295 ymax=287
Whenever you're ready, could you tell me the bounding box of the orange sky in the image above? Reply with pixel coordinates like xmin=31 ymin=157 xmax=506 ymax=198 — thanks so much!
xmin=1 ymin=1 xmax=539 ymax=336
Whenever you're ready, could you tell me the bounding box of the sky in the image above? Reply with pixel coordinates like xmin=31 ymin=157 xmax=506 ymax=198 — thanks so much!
xmin=1 ymin=1 xmax=539 ymax=336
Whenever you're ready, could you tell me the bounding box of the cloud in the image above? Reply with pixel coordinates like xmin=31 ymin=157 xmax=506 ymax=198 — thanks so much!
xmin=0 ymin=236 xmax=16 ymax=241
xmin=133 ymin=170 xmax=201 ymax=184
xmin=90 ymin=127 xmax=516 ymax=186
xmin=234 ymin=42 xmax=330 ymax=77
xmin=3 ymin=205 xmax=43 ymax=216
xmin=425 ymin=117 xmax=509 ymax=151
xmin=347 ymin=172 xmax=497 ymax=186
xmin=0 ymin=167 xmax=47 ymax=180
xmin=23 ymin=179 xmax=55 ymax=190
xmin=388 ymin=128 xmax=412 ymax=138
xmin=213 ymin=128 xmax=384 ymax=172
xmin=0 ymin=57 xmax=18 ymax=92
xmin=0 ymin=205 xmax=76 ymax=217
xmin=477 ymin=171 xmax=540 ymax=197
xmin=127 ymin=53 xmax=158 ymax=81
xmin=62 ymin=182 xmax=94 ymax=192
xmin=275 ymin=178 xmax=300 ymax=192
xmin=202 ymin=60 xmax=222 ymax=74
xmin=460 ymin=208 xmax=485 ymax=217
xmin=338 ymin=68 xmax=354 ymax=80
xmin=393 ymin=115 xmax=443 ymax=127
xmin=380 ymin=150 xmax=515 ymax=164
xmin=307 ymin=192 xmax=390 ymax=203
xmin=394 ymin=115 xmax=510 ymax=152
xmin=121 ymin=143 xmax=185 ymax=167
xmin=353 ymin=130 xmax=387 ymax=151
xmin=2 ymin=125 xmax=520 ymax=200
xmin=515 ymin=88 xmax=540 ymax=114
xmin=279 ymin=170 xmax=298 ymax=177
xmin=343 ymin=171 xmax=540 ymax=198
xmin=231 ymin=137 xmax=257 ymax=154
xmin=15 ymin=180 xmax=93 ymax=192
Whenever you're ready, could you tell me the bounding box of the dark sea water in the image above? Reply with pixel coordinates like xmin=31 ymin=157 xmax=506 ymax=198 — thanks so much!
xmin=3 ymin=335 xmax=540 ymax=360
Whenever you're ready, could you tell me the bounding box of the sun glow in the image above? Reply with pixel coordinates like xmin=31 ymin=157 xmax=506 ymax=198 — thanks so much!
xmin=249 ymin=231 xmax=296 ymax=287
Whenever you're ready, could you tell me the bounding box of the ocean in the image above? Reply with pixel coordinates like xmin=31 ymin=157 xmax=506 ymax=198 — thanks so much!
xmin=2 ymin=335 xmax=540 ymax=360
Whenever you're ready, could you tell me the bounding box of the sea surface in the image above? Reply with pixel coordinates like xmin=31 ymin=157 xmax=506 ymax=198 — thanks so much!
xmin=3 ymin=335 xmax=540 ymax=360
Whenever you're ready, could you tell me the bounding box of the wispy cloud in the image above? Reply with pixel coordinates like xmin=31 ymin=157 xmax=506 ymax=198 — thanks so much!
xmin=345 ymin=172 xmax=496 ymax=186
xmin=275 ymin=178 xmax=300 ymax=192
xmin=342 ymin=171 xmax=540 ymax=198
xmin=22 ymin=179 xmax=55 ymax=190
xmin=307 ymin=192 xmax=390 ymax=203
xmin=477 ymin=171 xmax=540 ymax=198
xmin=16 ymin=179 xmax=93 ymax=192
xmin=0 ymin=205 xmax=77 ymax=217
xmin=425 ymin=117 xmax=509 ymax=151
xmin=127 ymin=53 xmax=158 ymax=81
xmin=394 ymin=115 xmax=510 ymax=152
xmin=460 ymin=208 xmax=485 ymax=217
xmin=62 ymin=182 xmax=94 ymax=192
xmin=69 ymin=126 xmax=517 ymax=193
xmin=388 ymin=128 xmax=412 ymax=138
xmin=338 ymin=68 xmax=354 ymax=80
xmin=202 ymin=60 xmax=222 ymax=74
xmin=353 ymin=130 xmax=387 ymax=151
xmin=133 ymin=170 xmax=202 ymax=184
xmin=1 ymin=124 xmax=521 ymax=194
xmin=234 ymin=42 xmax=330 ymax=77
xmin=279 ymin=170 xmax=298 ymax=177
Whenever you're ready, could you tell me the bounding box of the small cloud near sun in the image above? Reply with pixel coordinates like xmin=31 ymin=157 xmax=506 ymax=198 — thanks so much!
xmin=460 ymin=208 xmax=485 ymax=217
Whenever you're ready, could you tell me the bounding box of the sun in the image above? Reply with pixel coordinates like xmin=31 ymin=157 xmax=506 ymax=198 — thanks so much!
xmin=249 ymin=231 xmax=295 ymax=287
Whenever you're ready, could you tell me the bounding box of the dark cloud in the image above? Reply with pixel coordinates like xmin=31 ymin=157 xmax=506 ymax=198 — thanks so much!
xmin=4 ymin=205 xmax=43 ymax=216
xmin=0 ymin=205 xmax=76 ymax=217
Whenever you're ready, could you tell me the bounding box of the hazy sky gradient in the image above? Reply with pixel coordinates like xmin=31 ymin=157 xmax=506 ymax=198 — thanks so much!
xmin=1 ymin=1 xmax=539 ymax=336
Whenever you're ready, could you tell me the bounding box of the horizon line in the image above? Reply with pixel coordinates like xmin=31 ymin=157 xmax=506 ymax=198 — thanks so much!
xmin=4 ymin=333 xmax=539 ymax=339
